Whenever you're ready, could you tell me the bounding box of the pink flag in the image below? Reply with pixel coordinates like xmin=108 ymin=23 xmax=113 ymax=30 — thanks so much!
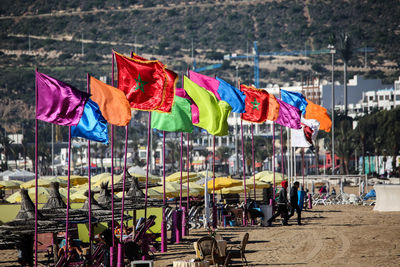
xmin=175 ymin=88 xmax=199 ymax=124
xmin=188 ymin=70 xmax=221 ymax=100
xmin=275 ymin=99 xmax=301 ymax=129
xmin=36 ymin=71 xmax=89 ymax=126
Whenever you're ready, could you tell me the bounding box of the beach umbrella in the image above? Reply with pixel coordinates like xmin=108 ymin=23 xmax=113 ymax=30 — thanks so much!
xmin=165 ymin=172 xmax=199 ymax=182
xmin=59 ymin=175 xmax=88 ymax=186
xmin=20 ymin=179 xmax=50 ymax=189
xmin=221 ymin=186 xmax=245 ymax=194
xmin=207 ymin=177 xmax=242 ymax=191
xmin=91 ymin=172 xmax=111 ymax=183
xmin=70 ymin=189 xmax=88 ymax=203
xmin=0 ymin=180 xmax=21 ymax=190
xmin=255 ymin=171 xmax=284 ymax=184
xmin=92 ymin=174 xmax=122 ymax=188
xmin=244 ymin=179 xmax=271 ymax=189
xmin=7 ymin=187 xmax=53 ymax=203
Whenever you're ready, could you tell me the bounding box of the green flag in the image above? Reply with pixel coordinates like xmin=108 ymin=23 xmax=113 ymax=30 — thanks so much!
xmin=151 ymin=96 xmax=193 ymax=133
xmin=184 ymin=76 xmax=231 ymax=136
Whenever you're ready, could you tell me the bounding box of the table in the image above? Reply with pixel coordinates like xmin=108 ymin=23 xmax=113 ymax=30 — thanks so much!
xmin=194 ymin=240 xmax=227 ymax=258
xmin=173 ymin=260 xmax=209 ymax=267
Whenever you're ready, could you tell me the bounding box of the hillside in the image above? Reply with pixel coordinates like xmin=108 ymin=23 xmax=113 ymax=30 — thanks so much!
xmin=1 ymin=0 xmax=400 ymax=131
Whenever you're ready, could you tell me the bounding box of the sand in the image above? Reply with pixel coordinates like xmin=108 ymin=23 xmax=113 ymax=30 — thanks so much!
xmin=1 ymin=195 xmax=399 ymax=266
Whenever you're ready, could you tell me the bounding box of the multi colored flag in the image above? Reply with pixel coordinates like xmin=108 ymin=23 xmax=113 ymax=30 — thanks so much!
xmin=35 ymin=71 xmax=89 ymax=126
xmin=151 ymin=96 xmax=193 ymax=133
xmin=115 ymin=52 xmax=166 ymax=111
xmin=304 ymin=99 xmax=332 ymax=132
xmin=291 ymin=118 xmax=320 ymax=147
xmin=71 ymin=99 xmax=109 ymax=144
xmin=240 ymin=84 xmax=270 ymax=123
xmin=89 ymin=75 xmax=131 ymax=126
xmin=184 ymin=76 xmax=231 ymax=136
xmin=189 ymin=71 xmax=246 ymax=113
xmin=176 ymin=87 xmax=199 ymax=124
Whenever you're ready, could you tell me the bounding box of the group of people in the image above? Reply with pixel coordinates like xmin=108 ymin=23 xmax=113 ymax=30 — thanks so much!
xmin=267 ymin=180 xmax=302 ymax=226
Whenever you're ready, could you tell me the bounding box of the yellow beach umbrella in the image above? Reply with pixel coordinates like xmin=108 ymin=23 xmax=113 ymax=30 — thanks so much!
xmin=70 ymin=189 xmax=88 ymax=203
xmin=92 ymin=174 xmax=122 ymax=188
xmin=20 ymin=179 xmax=53 ymax=189
xmin=6 ymin=187 xmax=51 ymax=203
xmin=91 ymin=173 xmax=111 ymax=183
xmin=255 ymin=171 xmax=284 ymax=184
xmin=59 ymin=175 xmax=88 ymax=186
xmin=166 ymin=172 xmax=199 ymax=182
xmin=244 ymin=179 xmax=271 ymax=189
xmin=0 ymin=180 xmax=21 ymax=190
xmin=221 ymin=186 xmax=245 ymax=194
xmin=207 ymin=177 xmax=242 ymax=191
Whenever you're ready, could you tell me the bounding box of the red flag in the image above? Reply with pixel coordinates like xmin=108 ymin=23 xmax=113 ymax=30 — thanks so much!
xmin=240 ymin=84 xmax=270 ymax=123
xmin=131 ymin=53 xmax=176 ymax=113
xmin=115 ymin=51 xmax=166 ymax=111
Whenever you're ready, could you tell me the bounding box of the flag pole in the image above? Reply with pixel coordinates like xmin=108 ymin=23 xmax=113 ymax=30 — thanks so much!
xmin=212 ymin=135 xmax=217 ymax=228
xmin=251 ymin=124 xmax=256 ymax=201
xmin=87 ymin=73 xmax=93 ymax=260
xmin=111 ymin=51 xmax=115 ymax=266
xmin=117 ymin=125 xmax=129 ymax=267
xmin=279 ymin=89 xmax=285 ymax=186
xmin=239 ymin=80 xmax=247 ymax=226
xmin=34 ymin=68 xmax=38 ymax=267
xmin=302 ymin=148 xmax=305 ymax=187
xmin=144 ymin=112 xmax=151 ymax=220
xmin=272 ymin=122 xmax=276 ymax=206
xmin=161 ymin=131 xmax=167 ymax=252
xmin=65 ymin=126 xmax=72 ymax=257
xmin=186 ymin=132 xmax=190 ymax=236
xmin=180 ymin=132 xmax=183 ymax=209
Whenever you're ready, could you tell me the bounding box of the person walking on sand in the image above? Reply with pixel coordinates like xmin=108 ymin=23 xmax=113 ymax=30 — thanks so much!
xmin=288 ymin=181 xmax=302 ymax=225
xmin=267 ymin=180 xmax=289 ymax=226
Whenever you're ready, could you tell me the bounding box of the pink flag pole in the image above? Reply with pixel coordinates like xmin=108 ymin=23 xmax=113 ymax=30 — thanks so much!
xmin=144 ymin=112 xmax=151 ymax=220
xmin=272 ymin=122 xmax=276 ymax=205
xmin=212 ymin=135 xmax=217 ymax=228
xmin=34 ymin=68 xmax=38 ymax=267
xmin=117 ymin=125 xmax=129 ymax=267
xmin=161 ymin=131 xmax=167 ymax=252
xmin=65 ymin=126 xmax=72 ymax=257
xmin=87 ymin=74 xmax=93 ymax=259
xmin=251 ymin=124 xmax=256 ymax=201
xmin=110 ymin=51 xmax=115 ymax=266
xmin=186 ymin=132 xmax=190 ymax=235
xmin=180 ymin=132 xmax=183 ymax=209
xmin=302 ymin=148 xmax=305 ymax=187
xmin=279 ymin=89 xmax=285 ymax=185
xmin=240 ymin=120 xmax=247 ymax=226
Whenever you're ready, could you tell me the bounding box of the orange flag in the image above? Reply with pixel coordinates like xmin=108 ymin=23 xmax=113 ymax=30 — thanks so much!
xmin=266 ymin=93 xmax=280 ymax=121
xmin=304 ymin=99 xmax=332 ymax=132
xmin=90 ymin=76 xmax=131 ymax=126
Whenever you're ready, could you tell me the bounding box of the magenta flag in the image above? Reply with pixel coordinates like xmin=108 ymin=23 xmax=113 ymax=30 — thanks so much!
xmin=275 ymin=99 xmax=301 ymax=129
xmin=176 ymin=87 xmax=199 ymax=124
xmin=188 ymin=70 xmax=221 ymax=100
xmin=36 ymin=71 xmax=89 ymax=126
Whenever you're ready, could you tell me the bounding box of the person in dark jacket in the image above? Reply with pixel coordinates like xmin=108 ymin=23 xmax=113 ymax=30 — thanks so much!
xmin=267 ymin=180 xmax=289 ymax=226
xmin=288 ymin=181 xmax=302 ymax=225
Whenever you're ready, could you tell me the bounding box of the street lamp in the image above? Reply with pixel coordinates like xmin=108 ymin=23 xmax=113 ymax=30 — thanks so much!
xmin=328 ymin=44 xmax=336 ymax=174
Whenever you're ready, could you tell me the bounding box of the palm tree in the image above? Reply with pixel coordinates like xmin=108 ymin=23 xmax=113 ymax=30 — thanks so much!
xmin=335 ymin=115 xmax=354 ymax=174
xmin=166 ymin=140 xmax=179 ymax=172
xmin=0 ymin=131 xmax=14 ymax=170
xmin=216 ymin=146 xmax=231 ymax=173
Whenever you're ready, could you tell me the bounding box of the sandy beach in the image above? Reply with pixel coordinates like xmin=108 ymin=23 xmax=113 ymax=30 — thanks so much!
xmin=1 ymin=190 xmax=399 ymax=266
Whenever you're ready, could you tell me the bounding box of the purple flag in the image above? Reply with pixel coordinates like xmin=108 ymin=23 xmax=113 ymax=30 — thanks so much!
xmin=275 ymin=99 xmax=301 ymax=129
xmin=36 ymin=71 xmax=89 ymax=126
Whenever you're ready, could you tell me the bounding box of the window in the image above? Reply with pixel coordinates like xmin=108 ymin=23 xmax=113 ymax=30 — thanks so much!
xmin=369 ymin=96 xmax=373 ymax=101
xmin=396 ymin=95 xmax=400 ymax=100
xmin=385 ymin=95 xmax=389 ymax=100
xmin=379 ymin=95 xmax=384 ymax=100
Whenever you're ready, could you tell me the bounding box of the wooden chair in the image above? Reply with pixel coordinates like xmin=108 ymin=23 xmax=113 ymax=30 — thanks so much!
xmin=197 ymin=236 xmax=229 ymax=267
xmin=227 ymin=232 xmax=249 ymax=266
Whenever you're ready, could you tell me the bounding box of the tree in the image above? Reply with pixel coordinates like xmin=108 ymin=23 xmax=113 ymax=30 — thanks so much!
xmin=0 ymin=130 xmax=14 ymax=170
xmin=338 ymin=33 xmax=353 ymax=115
xmin=335 ymin=114 xmax=354 ymax=174
xmin=166 ymin=140 xmax=179 ymax=172
xmin=216 ymin=146 xmax=231 ymax=174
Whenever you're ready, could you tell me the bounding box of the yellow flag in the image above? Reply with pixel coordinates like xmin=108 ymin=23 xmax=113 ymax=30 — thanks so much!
xmin=90 ymin=76 xmax=131 ymax=126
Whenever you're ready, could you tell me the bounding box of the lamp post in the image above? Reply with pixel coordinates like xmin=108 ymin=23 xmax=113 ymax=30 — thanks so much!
xmin=328 ymin=44 xmax=336 ymax=175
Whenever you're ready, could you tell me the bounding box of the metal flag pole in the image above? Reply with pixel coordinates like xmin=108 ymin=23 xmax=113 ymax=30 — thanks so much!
xmin=161 ymin=131 xmax=167 ymax=252
xmin=212 ymin=135 xmax=217 ymax=228
xmin=279 ymin=89 xmax=285 ymax=186
xmin=65 ymin=127 xmax=72 ymax=257
xmin=144 ymin=112 xmax=151 ymax=220
xmin=239 ymin=80 xmax=247 ymax=226
xmin=34 ymin=69 xmax=38 ymax=267
xmin=251 ymin=124 xmax=256 ymax=201
xmin=110 ymin=52 xmax=116 ymax=266
xmin=117 ymin=125 xmax=129 ymax=267
xmin=86 ymin=74 xmax=93 ymax=260
xmin=272 ymin=122 xmax=276 ymax=206
xmin=180 ymin=132 xmax=183 ymax=209
xmin=302 ymin=148 xmax=305 ymax=187
xmin=186 ymin=132 xmax=190 ymax=236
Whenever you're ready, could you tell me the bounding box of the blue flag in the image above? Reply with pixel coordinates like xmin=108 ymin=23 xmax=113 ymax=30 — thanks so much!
xmin=72 ymin=99 xmax=109 ymax=144
xmin=216 ymin=77 xmax=246 ymax=113
xmin=281 ymin=89 xmax=308 ymax=115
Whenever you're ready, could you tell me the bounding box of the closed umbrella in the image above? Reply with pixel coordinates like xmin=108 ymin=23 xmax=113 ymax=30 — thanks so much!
xmin=207 ymin=177 xmax=242 ymax=191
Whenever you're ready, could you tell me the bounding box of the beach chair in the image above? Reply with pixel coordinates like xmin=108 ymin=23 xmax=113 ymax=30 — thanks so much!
xmin=226 ymin=232 xmax=249 ymax=266
xmin=197 ymin=236 xmax=229 ymax=266
xmin=35 ymin=232 xmax=54 ymax=266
